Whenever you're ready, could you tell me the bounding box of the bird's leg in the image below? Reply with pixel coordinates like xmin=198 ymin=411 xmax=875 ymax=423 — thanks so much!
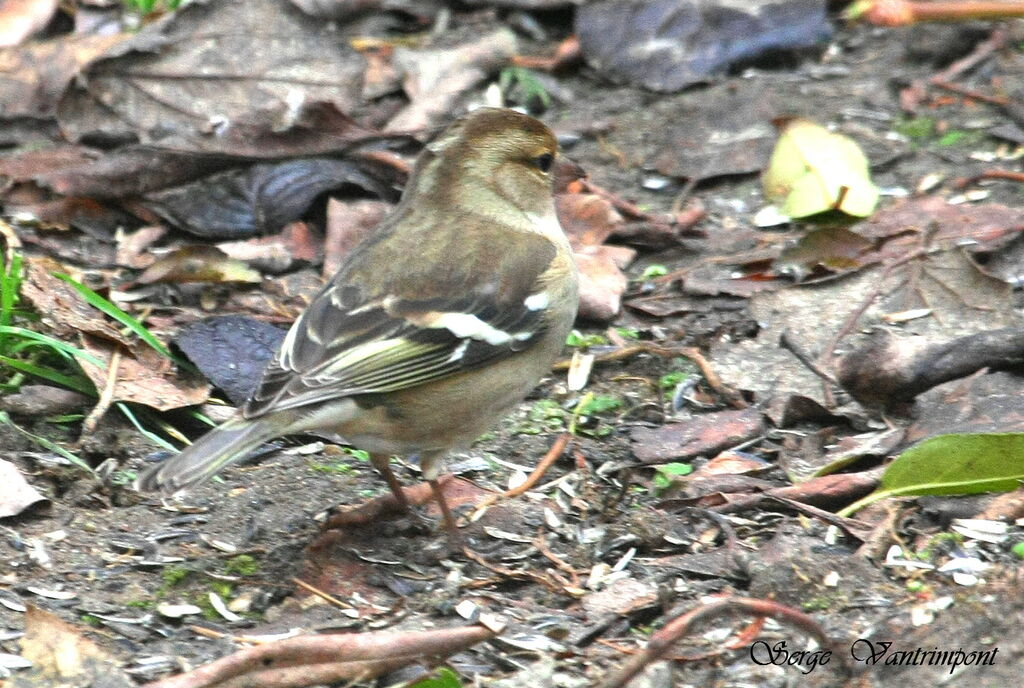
xmin=369 ymin=453 xmax=411 ymax=511
xmin=428 ymin=478 xmax=460 ymax=538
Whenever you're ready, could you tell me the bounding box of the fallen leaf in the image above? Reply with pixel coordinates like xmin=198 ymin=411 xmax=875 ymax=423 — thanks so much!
xmin=0 ymin=32 xmax=125 ymax=118
xmin=556 ymin=192 xmax=636 ymax=321
xmin=840 ymin=433 xmax=1024 ymax=517
xmin=173 ymin=315 xmax=287 ymax=405
xmin=78 ymin=336 xmax=210 ymax=412
xmin=386 ymin=29 xmax=518 ymax=133
xmin=10 ymin=605 xmax=133 ymax=688
xmin=141 ymin=156 xmax=394 ymax=239
xmin=56 ymin=0 xmax=365 ymax=147
xmin=630 ymin=408 xmax=766 ymax=464
xmin=324 ymin=198 xmax=389 ymax=277
xmin=762 ymin=117 xmax=879 ymax=219
xmin=19 ymin=256 xmax=127 ymax=347
xmin=576 ymin=0 xmax=831 ymax=93
xmin=135 ymin=245 xmax=262 ymax=285
xmin=0 ymin=459 xmax=47 ymax=518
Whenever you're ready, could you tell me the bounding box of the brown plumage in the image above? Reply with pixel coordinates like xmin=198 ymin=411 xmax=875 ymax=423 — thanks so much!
xmin=135 ymin=108 xmax=578 ymax=535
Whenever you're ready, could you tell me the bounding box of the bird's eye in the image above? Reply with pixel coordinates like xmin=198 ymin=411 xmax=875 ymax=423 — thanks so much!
xmin=532 ymin=152 xmax=554 ymax=173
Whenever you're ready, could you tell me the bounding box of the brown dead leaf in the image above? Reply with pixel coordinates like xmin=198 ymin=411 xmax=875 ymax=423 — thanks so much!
xmin=557 ymin=192 xmax=623 ymax=250
xmin=630 ymin=408 xmax=766 ymax=464
xmin=573 ymin=248 xmax=634 ymax=322
xmin=324 ymin=198 xmax=388 ymax=277
xmin=56 ymin=0 xmax=366 ymax=147
xmin=556 ymin=191 xmax=636 ymax=321
xmin=78 ymin=335 xmax=210 ymax=412
xmin=386 ymin=29 xmax=519 ymax=133
xmin=0 ymin=458 xmax=47 ymax=518
xmin=135 ymin=245 xmax=262 ymax=286
xmin=218 ymin=221 xmax=322 ymax=274
xmin=19 ymin=255 xmax=127 ymax=346
xmin=115 ymin=225 xmax=166 ymax=269
xmin=11 ymin=605 xmax=132 ymax=688
xmin=0 ymin=32 xmax=125 ymax=118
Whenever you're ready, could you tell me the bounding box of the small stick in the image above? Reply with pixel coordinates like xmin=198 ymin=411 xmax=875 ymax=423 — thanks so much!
xmin=596 ymin=597 xmax=843 ymax=688
xmin=467 ymin=433 xmax=571 ymax=521
xmin=81 ymin=346 xmax=122 ymax=438
xmin=291 ymin=577 xmax=357 ymax=611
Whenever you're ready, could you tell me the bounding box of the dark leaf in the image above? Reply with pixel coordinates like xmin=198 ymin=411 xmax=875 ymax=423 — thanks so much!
xmin=174 ymin=315 xmax=287 ymax=405
xmin=576 ymin=0 xmax=831 ymax=93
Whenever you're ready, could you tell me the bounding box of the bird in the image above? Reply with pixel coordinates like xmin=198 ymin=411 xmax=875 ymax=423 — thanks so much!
xmin=135 ymin=108 xmax=579 ymax=537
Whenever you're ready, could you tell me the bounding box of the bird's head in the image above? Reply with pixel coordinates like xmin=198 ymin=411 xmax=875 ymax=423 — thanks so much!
xmin=412 ymin=108 xmax=559 ymax=217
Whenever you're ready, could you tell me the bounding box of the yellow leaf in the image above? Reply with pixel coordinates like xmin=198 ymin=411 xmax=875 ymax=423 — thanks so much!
xmin=763 ymin=117 xmax=879 ymax=219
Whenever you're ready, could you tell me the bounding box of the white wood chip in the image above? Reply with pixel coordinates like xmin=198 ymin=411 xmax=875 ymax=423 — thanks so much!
xmin=567 ymin=351 xmax=594 ymax=391
xmin=208 ymin=592 xmax=242 ymax=622
xmin=25 ymin=586 xmax=75 ymax=600
xmin=482 ymin=527 xmax=533 ymax=543
xmin=0 ymin=597 xmax=26 ymax=612
xmin=0 ymin=653 xmax=32 ymax=670
xmin=477 ymin=613 xmax=506 ymax=633
xmin=156 ymin=603 xmax=202 ymax=618
xmin=200 ymin=534 xmax=238 ymax=553
xmin=507 ymin=470 xmax=528 ymax=491
xmin=454 ymin=600 xmax=478 ymax=620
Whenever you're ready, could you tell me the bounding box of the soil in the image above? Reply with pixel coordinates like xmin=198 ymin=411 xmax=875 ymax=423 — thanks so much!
xmin=4 ymin=10 xmax=1024 ymax=688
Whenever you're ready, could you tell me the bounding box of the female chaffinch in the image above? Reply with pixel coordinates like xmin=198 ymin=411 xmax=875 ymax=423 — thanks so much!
xmin=136 ymin=108 xmax=579 ymax=535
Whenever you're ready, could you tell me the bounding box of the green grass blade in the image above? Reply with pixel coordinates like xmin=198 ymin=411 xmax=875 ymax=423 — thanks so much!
xmin=0 ymin=410 xmax=94 ymax=474
xmin=0 ymin=355 xmax=97 ymax=395
xmin=117 ymin=403 xmax=179 ymax=452
xmin=0 ymin=325 xmax=106 ymax=367
xmin=0 ymin=252 xmax=23 ymax=351
xmin=51 ymin=272 xmax=173 ymax=359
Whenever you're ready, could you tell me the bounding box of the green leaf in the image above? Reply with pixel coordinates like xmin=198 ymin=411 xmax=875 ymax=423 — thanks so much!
xmin=838 ymin=433 xmax=1024 ymax=517
xmin=51 ymin=272 xmax=174 ymax=359
xmin=409 ymin=667 xmax=462 ymax=688
xmin=1012 ymin=542 xmax=1024 ymax=559
xmin=565 ymin=330 xmax=609 ymax=348
xmin=652 ymin=462 xmax=693 ymax=491
xmin=577 ymin=395 xmax=622 ymax=415
xmin=640 ymin=265 xmax=668 ymax=280
xmin=657 ymin=462 xmax=693 ymax=477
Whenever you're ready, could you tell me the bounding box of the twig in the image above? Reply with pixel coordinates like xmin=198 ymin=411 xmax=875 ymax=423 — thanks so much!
xmin=291 ymin=577 xmax=357 ymax=611
xmin=676 ymin=346 xmax=747 ymax=409
xmin=141 ymin=624 xmax=499 ymax=688
xmin=511 ymin=36 xmax=582 ymax=71
xmin=461 ymin=546 xmax=567 ymax=595
xmin=899 ymin=26 xmax=1009 ymax=110
xmin=954 ymin=168 xmax=1024 ymax=188
xmin=470 ymin=433 xmax=571 ymax=519
xmin=931 ymin=79 xmax=1008 ymax=106
xmin=849 ymin=1 xmax=1024 ymax=26
xmin=81 ymin=346 xmax=121 ymax=438
xmin=596 ymin=597 xmax=844 ymax=688
xmin=779 ymin=330 xmax=838 ymax=387
xmin=533 ymin=534 xmax=582 ymax=589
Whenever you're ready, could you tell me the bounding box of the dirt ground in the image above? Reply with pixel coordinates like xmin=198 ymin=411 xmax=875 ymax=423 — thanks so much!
xmin=4 ymin=8 xmax=1024 ymax=688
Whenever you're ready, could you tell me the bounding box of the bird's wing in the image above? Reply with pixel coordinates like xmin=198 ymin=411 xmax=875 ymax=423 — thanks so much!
xmin=242 ymin=226 xmax=559 ymax=418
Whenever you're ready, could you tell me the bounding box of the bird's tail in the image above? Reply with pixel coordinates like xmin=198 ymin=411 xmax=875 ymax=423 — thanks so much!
xmin=134 ymin=416 xmax=280 ymax=494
